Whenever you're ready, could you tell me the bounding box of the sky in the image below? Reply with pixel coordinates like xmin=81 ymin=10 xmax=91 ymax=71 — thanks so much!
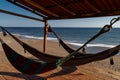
xmin=0 ymin=0 xmax=120 ymax=28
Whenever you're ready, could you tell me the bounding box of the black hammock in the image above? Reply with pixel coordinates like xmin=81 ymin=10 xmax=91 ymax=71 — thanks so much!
xmin=0 ymin=38 xmax=59 ymax=75
xmin=48 ymin=26 xmax=88 ymax=56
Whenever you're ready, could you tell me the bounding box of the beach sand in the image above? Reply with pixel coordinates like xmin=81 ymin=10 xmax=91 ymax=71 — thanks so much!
xmin=0 ymin=33 xmax=120 ymax=80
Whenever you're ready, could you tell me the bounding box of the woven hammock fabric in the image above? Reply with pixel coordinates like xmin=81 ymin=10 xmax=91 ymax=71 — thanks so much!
xmin=62 ymin=45 xmax=120 ymax=66
xmin=1 ymin=42 xmax=58 ymax=75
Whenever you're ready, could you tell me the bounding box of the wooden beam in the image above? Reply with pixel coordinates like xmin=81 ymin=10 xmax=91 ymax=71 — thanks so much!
xmin=0 ymin=9 xmax=44 ymax=22
xmin=24 ymin=0 xmax=59 ymax=17
xmin=7 ymin=0 xmax=47 ymax=19
xmin=84 ymin=0 xmax=101 ymax=13
xmin=50 ymin=0 xmax=76 ymax=15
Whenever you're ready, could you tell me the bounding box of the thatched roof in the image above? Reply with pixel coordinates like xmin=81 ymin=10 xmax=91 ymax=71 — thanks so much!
xmin=7 ymin=0 xmax=120 ymax=20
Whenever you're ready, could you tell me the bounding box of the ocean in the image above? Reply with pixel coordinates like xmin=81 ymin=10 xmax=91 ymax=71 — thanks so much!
xmin=0 ymin=27 xmax=120 ymax=53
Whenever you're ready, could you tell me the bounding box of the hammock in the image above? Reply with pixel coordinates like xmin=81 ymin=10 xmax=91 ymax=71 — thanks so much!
xmin=0 ymin=37 xmax=120 ymax=67
xmin=48 ymin=26 xmax=90 ymax=56
xmin=61 ymin=45 xmax=120 ymax=66
xmin=0 ymin=38 xmax=58 ymax=75
xmin=1 ymin=27 xmax=93 ymax=62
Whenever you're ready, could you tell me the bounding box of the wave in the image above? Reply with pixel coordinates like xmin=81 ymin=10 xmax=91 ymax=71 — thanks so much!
xmin=68 ymin=42 xmax=117 ymax=53
xmin=20 ymin=34 xmax=117 ymax=48
xmin=69 ymin=42 xmax=115 ymax=48
xmin=20 ymin=35 xmax=57 ymax=41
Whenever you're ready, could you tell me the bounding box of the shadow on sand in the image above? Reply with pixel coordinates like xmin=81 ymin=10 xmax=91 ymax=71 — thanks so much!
xmin=0 ymin=66 xmax=82 ymax=79
xmin=46 ymin=66 xmax=78 ymax=78
xmin=0 ymin=72 xmax=46 ymax=80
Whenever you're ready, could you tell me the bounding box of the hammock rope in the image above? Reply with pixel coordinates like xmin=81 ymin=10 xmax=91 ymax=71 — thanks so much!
xmin=2 ymin=29 xmax=7 ymax=36
xmin=109 ymin=17 xmax=120 ymax=65
xmin=1 ymin=26 xmax=27 ymax=53
xmin=57 ymin=17 xmax=120 ymax=66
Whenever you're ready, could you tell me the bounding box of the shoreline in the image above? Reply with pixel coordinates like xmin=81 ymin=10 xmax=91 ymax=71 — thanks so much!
xmin=15 ymin=33 xmax=120 ymax=54
xmin=2 ymin=31 xmax=118 ymax=53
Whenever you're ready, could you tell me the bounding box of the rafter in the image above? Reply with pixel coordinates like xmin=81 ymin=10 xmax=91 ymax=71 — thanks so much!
xmin=7 ymin=0 xmax=47 ymax=19
xmin=48 ymin=9 xmax=120 ymax=20
xmin=24 ymin=0 xmax=59 ymax=17
xmin=84 ymin=0 xmax=101 ymax=13
xmin=0 ymin=9 xmax=44 ymax=22
xmin=50 ymin=0 xmax=76 ymax=15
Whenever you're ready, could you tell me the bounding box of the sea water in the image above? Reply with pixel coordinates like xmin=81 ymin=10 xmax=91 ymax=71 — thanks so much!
xmin=0 ymin=27 xmax=120 ymax=53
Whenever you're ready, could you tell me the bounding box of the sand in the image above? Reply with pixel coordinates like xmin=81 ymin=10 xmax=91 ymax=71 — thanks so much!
xmin=0 ymin=33 xmax=120 ymax=80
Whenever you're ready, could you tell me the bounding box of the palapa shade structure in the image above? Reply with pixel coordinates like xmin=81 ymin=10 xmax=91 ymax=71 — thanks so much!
xmin=7 ymin=0 xmax=120 ymax=20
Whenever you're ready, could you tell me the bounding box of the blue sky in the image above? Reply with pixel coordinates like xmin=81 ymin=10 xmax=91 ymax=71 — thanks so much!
xmin=0 ymin=0 xmax=120 ymax=28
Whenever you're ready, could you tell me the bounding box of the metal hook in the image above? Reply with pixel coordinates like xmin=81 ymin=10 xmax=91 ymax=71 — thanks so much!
xmin=110 ymin=17 xmax=120 ymax=26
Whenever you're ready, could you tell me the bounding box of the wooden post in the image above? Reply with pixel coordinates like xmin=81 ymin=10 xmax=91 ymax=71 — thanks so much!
xmin=43 ymin=20 xmax=48 ymax=53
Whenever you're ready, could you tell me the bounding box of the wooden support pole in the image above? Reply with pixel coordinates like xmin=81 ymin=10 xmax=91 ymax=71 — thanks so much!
xmin=43 ymin=20 xmax=48 ymax=53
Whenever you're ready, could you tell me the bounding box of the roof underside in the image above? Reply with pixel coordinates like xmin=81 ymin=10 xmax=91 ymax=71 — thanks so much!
xmin=7 ymin=0 xmax=120 ymax=20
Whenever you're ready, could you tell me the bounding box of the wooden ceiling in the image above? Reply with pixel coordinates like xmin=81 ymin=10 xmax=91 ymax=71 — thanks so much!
xmin=7 ymin=0 xmax=120 ymax=20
